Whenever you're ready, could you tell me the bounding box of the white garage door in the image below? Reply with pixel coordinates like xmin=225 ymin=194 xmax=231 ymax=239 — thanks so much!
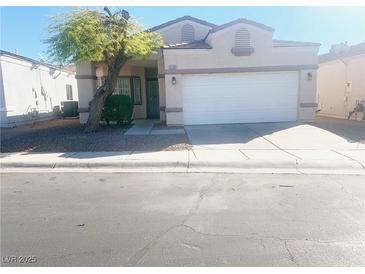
xmin=182 ymin=71 xmax=299 ymax=125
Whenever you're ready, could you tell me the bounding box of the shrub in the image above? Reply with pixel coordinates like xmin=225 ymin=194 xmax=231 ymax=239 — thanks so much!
xmin=102 ymin=95 xmax=133 ymax=125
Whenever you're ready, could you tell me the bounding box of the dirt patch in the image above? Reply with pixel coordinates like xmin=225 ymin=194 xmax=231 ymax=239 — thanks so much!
xmin=1 ymin=118 xmax=191 ymax=153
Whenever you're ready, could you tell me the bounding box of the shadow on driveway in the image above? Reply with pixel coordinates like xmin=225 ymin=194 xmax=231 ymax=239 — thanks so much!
xmin=185 ymin=118 xmax=365 ymax=150
xmin=308 ymin=116 xmax=365 ymax=144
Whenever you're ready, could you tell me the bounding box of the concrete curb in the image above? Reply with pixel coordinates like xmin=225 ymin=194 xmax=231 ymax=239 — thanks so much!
xmin=1 ymin=151 xmax=364 ymax=175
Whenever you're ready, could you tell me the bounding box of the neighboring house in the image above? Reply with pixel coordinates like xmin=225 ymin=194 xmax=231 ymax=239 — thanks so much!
xmin=77 ymin=16 xmax=320 ymax=126
xmin=317 ymin=42 xmax=365 ymax=120
xmin=0 ymin=50 xmax=78 ymax=127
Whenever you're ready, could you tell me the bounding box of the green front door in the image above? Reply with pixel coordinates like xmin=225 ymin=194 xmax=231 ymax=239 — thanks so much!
xmin=146 ymin=79 xmax=160 ymax=119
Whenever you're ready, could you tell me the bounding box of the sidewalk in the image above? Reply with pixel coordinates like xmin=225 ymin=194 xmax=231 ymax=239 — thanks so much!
xmin=1 ymin=148 xmax=364 ymax=174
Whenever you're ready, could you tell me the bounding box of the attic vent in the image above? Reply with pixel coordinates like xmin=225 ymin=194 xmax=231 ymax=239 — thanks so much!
xmin=234 ymin=28 xmax=250 ymax=48
xmin=181 ymin=24 xmax=195 ymax=43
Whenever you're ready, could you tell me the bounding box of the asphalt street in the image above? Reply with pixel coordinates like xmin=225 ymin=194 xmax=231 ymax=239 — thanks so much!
xmin=1 ymin=172 xmax=364 ymax=266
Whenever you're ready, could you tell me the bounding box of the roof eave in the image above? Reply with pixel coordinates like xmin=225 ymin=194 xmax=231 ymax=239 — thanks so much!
xmin=163 ymin=47 xmax=212 ymax=50
xmin=149 ymin=16 xmax=217 ymax=32
xmin=274 ymin=44 xmax=321 ymax=48
xmin=0 ymin=50 xmax=74 ymax=73
xmin=209 ymin=18 xmax=275 ymax=35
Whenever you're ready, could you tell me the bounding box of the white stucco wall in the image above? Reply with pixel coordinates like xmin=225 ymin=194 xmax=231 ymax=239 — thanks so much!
xmin=76 ymin=62 xmax=97 ymax=124
xmin=317 ymin=54 xmax=365 ymax=119
xmin=0 ymin=54 xmax=78 ymax=127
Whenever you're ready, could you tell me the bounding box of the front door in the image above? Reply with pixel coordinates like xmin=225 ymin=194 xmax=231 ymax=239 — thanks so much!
xmin=146 ymin=79 xmax=160 ymax=119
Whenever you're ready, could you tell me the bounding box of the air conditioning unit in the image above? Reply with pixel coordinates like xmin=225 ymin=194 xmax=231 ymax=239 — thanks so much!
xmin=61 ymin=101 xmax=79 ymax=117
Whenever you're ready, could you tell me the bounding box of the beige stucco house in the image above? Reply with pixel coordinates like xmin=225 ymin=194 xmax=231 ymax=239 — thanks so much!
xmin=317 ymin=42 xmax=365 ymax=120
xmin=77 ymin=16 xmax=320 ymax=125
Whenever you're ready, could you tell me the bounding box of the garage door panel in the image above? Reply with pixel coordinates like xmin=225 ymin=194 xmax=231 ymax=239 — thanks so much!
xmin=195 ymin=104 xmax=297 ymax=113
xmin=184 ymin=109 xmax=296 ymax=124
xmin=182 ymin=72 xmax=298 ymax=125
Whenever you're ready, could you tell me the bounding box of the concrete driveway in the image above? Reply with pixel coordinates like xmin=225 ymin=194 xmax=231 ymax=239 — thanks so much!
xmin=185 ymin=119 xmax=365 ymax=151
xmin=184 ymin=118 xmax=365 ymax=168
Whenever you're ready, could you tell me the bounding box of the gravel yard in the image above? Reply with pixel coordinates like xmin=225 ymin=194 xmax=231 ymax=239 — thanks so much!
xmin=1 ymin=119 xmax=191 ymax=153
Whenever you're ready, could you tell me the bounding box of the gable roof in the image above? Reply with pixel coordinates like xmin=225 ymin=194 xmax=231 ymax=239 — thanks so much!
xmin=149 ymin=16 xmax=217 ymax=32
xmin=319 ymin=42 xmax=365 ymax=63
xmin=208 ymin=18 xmax=275 ymax=34
xmin=163 ymin=40 xmax=212 ymax=49
xmin=273 ymin=39 xmax=321 ymax=48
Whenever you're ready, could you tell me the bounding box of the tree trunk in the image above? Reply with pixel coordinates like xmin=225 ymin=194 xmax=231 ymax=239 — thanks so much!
xmin=84 ymin=54 xmax=128 ymax=132
xmin=84 ymin=88 xmax=109 ymax=132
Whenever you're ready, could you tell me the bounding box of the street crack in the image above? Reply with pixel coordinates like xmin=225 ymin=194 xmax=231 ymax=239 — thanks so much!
xmin=124 ymin=224 xmax=180 ymax=266
xmin=124 ymin=175 xmax=218 ymax=266
xmin=284 ymin=240 xmax=299 ymax=266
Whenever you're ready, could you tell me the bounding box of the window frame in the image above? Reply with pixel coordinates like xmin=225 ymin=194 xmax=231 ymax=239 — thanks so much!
xmin=131 ymin=77 xmax=142 ymax=105
xmin=114 ymin=76 xmax=142 ymax=105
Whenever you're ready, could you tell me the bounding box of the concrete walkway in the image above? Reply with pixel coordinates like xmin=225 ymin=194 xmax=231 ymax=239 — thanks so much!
xmin=1 ymin=148 xmax=364 ymax=174
xmin=125 ymin=120 xmax=185 ymax=136
xmin=124 ymin=120 xmax=156 ymax=135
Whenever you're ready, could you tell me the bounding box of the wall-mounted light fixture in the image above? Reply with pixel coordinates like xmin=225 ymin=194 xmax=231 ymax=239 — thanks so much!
xmin=307 ymin=72 xmax=312 ymax=81
xmin=172 ymin=76 xmax=177 ymax=85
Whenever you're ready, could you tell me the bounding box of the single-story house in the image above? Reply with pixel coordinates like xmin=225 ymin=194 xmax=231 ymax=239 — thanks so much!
xmin=77 ymin=16 xmax=320 ymax=126
xmin=317 ymin=42 xmax=365 ymax=120
xmin=0 ymin=50 xmax=79 ymax=127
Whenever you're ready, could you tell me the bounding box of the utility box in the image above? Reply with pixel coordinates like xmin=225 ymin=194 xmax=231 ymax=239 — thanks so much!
xmin=61 ymin=101 xmax=79 ymax=117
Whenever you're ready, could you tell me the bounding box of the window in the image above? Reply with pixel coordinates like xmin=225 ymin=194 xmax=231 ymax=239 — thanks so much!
xmin=114 ymin=78 xmax=131 ymax=96
xmin=132 ymin=77 xmax=142 ymax=105
xmin=66 ymin=84 xmax=73 ymax=100
xmin=181 ymin=24 xmax=195 ymax=43
xmin=234 ymin=28 xmax=250 ymax=49
xmin=114 ymin=77 xmax=142 ymax=105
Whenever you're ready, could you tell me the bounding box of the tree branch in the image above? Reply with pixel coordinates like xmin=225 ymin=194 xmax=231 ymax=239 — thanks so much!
xmin=104 ymin=7 xmax=112 ymax=17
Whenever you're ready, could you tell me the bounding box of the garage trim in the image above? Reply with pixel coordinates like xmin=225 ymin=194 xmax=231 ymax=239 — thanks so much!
xmin=166 ymin=107 xmax=183 ymax=112
xmin=300 ymin=102 xmax=318 ymax=107
xmin=164 ymin=64 xmax=318 ymax=75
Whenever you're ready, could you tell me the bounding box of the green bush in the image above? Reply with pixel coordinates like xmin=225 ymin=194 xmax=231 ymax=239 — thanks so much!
xmin=102 ymin=95 xmax=133 ymax=125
